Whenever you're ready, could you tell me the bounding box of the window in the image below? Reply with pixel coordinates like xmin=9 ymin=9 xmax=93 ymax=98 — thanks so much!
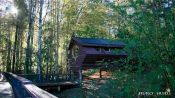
xmin=104 ymin=48 xmax=110 ymax=52
xmin=72 ymin=45 xmax=79 ymax=60
xmin=96 ymin=48 xmax=102 ymax=52
xmin=96 ymin=48 xmax=111 ymax=52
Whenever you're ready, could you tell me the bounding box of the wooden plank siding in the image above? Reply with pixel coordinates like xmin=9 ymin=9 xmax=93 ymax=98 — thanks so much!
xmin=68 ymin=37 xmax=127 ymax=70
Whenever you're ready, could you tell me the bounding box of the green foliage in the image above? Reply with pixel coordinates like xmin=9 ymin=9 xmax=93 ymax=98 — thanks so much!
xmin=98 ymin=67 xmax=173 ymax=98
xmin=103 ymin=1 xmax=175 ymax=97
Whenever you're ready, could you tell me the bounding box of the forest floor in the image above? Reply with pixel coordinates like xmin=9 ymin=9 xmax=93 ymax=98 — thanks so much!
xmin=55 ymin=71 xmax=113 ymax=98
xmin=0 ymin=73 xmax=14 ymax=98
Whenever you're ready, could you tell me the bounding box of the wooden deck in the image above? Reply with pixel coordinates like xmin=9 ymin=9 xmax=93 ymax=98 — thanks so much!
xmin=17 ymin=74 xmax=80 ymax=88
xmin=35 ymin=81 xmax=79 ymax=87
xmin=0 ymin=73 xmax=14 ymax=98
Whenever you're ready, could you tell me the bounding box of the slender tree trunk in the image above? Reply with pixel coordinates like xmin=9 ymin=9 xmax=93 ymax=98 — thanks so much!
xmin=19 ymin=32 xmax=24 ymax=73
xmin=54 ymin=0 xmax=59 ymax=73
xmin=12 ymin=23 xmax=20 ymax=73
xmin=49 ymin=0 xmax=54 ymax=75
xmin=25 ymin=0 xmax=36 ymax=74
xmin=2 ymin=21 xmax=6 ymax=72
xmin=6 ymin=26 xmax=12 ymax=72
xmin=37 ymin=0 xmax=44 ymax=81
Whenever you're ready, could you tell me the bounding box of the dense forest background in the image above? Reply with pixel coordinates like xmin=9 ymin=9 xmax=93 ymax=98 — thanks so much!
xmin=0 ymin=0 xmax=175 ymax=97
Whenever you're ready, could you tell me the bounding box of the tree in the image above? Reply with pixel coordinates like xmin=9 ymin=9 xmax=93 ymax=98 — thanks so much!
xmin=25 ymin=0 xmax=37 ymax=74
xmin=37 ymin=0 xmax=44 ymax=81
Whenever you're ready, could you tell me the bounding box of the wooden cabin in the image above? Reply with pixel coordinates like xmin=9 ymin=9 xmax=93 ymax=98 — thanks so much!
xmin=68 ymin=37 xmax=127 ymax=70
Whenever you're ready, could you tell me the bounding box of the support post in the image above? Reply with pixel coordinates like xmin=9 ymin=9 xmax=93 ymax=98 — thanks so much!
xmin=100 ymin=68 xmax=102 ymax=78
xmin=79 ymin=69 xmax=82 ymax=83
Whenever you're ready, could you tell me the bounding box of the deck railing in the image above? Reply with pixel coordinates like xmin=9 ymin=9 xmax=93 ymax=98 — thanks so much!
xmin=3 ymin=72 xmax=57 ymax=98
xmin=18 ymin=73 xmax=80 ymax=83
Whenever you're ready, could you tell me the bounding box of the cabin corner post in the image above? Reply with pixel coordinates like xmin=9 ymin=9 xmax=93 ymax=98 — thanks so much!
xmin=99 ymin=68 xmax=102 ymax=78
xmin=78 ymin=67 xmax=82 ymax=84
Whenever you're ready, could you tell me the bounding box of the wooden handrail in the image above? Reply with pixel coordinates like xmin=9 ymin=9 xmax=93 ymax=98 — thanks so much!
xmin=24 ymin=84 xmax=57 ymax=98
xmin=3 ymin=72 xmax=58 ymax=98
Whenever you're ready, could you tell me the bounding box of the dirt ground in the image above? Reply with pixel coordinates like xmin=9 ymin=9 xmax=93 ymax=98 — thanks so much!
xmin=55 ymin=71 xmax=112 ymax=98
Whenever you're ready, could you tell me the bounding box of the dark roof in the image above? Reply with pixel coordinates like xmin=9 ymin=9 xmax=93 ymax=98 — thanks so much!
xmin=72 ymin=37 xmax=126 ymax=48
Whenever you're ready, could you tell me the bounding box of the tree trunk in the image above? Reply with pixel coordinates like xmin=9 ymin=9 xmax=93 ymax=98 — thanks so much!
xmin=37 ymin=0 xmax=44 ymax=81
xmin=12 ymin=23 xmax=20 ymax=73
xmin=25 ymin=0 xmax=36 ymax=74
xmin=54 ymin=0 xmax=59 ymax=73
xmin=6 ymin=25 xmax=12 ymax=72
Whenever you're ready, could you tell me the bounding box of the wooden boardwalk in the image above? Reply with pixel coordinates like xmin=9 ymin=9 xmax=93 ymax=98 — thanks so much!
xmin=0 ymin=73 xmax=14 ymax=98
xmin=35 ymin=81 xmax=79 ymax=87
